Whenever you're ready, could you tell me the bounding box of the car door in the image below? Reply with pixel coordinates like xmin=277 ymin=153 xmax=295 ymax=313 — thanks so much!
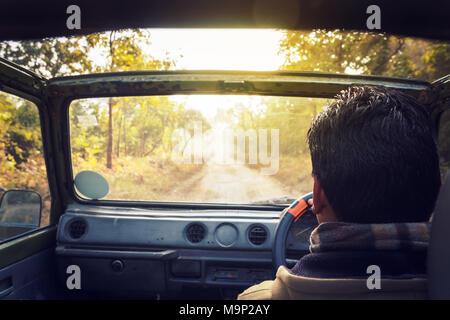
xmin=0 ymin=58 xmax=60 ymax=299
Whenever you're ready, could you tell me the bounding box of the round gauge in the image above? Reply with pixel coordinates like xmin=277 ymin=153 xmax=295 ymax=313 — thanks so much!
xmin=215 ymin=223 xmax=238 ymax=247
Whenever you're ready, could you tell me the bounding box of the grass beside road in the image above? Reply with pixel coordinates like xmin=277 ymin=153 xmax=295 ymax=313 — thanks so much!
xmin=73 ymin=156 xmax=203 ymax=202
xmin=274 ymin=154 xmax=314 ymax=196
xmin=248 ymin=153 xmax=314 ymax=198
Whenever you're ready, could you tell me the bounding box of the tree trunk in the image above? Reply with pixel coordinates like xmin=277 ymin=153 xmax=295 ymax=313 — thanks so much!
xmin=106 ymin=31 xmax=116 ymax=169
xmin=124 ymin=118 xmax=127 ymax=156
xmin=106 ymin=97 xmax=113 ymax=169
xmin=144 ymin=138 xmax=162 ymax=157
xmin=140 ymin=134 xmax=147 ymax=157
xmin=116 ymin=114 xmax=122 ymax=158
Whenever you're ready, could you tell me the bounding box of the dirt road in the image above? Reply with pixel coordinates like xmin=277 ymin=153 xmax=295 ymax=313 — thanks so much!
xmin=167 ymin=163 xmax=290 ymax=203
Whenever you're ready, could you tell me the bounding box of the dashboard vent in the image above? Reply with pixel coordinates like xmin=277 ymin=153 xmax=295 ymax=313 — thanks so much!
xmin=68 ymin=219 xmax=87 ymax=239
xmin=186 ymin=223 xmax=206 ymax=243
xmin=248 ymin=225 xmax=267 ymax=245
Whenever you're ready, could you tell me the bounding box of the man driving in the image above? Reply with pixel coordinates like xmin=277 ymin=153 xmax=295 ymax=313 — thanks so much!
xmin=238 ymin=85 xmax=441 ymax=299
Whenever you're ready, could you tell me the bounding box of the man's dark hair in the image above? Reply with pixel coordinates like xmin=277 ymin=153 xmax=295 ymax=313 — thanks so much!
xmin=308 ymin=85 xmax=441 ymax=223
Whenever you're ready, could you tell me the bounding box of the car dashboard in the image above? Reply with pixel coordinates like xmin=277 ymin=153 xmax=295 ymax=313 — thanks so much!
xmin=56 ymin=204 xmax=314 ymax=299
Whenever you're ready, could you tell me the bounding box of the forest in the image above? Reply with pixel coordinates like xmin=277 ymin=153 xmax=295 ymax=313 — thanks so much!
xmin=0 ymin=29 xmax=449 ymax=223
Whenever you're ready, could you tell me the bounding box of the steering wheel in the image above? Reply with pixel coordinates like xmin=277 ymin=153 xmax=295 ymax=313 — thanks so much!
xmin=272 ymin=192 xmax=315 ymax=270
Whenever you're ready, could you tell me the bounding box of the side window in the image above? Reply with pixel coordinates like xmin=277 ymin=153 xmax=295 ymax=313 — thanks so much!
xmin=0 ymin=91 xmax=51 ymax=242
xmin=439 ymin=109 xmax=450 ymax=179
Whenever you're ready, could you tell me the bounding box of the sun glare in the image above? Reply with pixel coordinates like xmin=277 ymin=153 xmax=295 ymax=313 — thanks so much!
xmin=147 ymin=29 xmax=285 ymax=71
xmin=169 ymin=95 xmax=267 ymax=122
xmin=89 ymin=29 xmax=285 ymax=72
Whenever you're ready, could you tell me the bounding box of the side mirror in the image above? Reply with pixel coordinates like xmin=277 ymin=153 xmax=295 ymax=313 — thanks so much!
xmin=0 ymin=190 xmax=42 ymax=228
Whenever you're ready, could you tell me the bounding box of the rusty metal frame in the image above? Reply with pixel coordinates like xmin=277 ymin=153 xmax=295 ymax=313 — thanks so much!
xmin=47 ymin=70 xmax=431 ymax=100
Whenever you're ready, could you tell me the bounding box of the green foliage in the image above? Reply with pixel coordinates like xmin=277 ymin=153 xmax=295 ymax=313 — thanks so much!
xmin=70 ymin=96 xmax=210 ymax=166
xmin=0 ymin=92 xmax=50 ymax=225
xmin=85 ymin=30 xmax=175 ymax=73
xmin=82 ymin=30 xmax=176 ymax=168
xmin=0 ymin=93 xmax=42 ymax=165
xmin=0 ymin=37 xmax=93 ymax=78
xmin=231 ymin=97 xmax=325 ymax=156
xmin=420 ymin=43 xmax=450 ymax=81
xmin=279 ymin=30 xmax=405 ymax=75
xmin=279 ymin=30 xmax=450 ymax=81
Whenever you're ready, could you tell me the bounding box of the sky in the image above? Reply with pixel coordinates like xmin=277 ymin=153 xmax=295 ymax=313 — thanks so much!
xmin=142 ymin=28 xmax=286 ymax=71
xmin=170 ymin=95 xmax=267 ymax=122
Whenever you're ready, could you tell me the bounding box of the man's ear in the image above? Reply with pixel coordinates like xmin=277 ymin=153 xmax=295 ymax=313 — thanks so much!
xmin=312 ymin=175 xmax=337 ymax=222
xmin=312 ymin=175 xmax=325 ymax=214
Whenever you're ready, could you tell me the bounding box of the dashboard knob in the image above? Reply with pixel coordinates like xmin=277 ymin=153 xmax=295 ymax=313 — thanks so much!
xmin=111 ymin=259 xmax=124 ymax=272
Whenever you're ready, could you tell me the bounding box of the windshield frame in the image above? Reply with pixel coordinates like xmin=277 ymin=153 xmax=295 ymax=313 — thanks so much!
xmin=51 ymin=70 xmax=431 ymax=211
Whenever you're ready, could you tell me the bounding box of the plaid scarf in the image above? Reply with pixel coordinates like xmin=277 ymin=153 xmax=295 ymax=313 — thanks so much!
xmin=309 ymin=222 xmax=430 ymax=253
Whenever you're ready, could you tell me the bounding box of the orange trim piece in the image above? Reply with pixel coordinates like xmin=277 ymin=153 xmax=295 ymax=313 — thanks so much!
xmin=287 ymin=198 xmax=308 ymax=218
xmin=293 ymin=209 xmax=308 ymax=223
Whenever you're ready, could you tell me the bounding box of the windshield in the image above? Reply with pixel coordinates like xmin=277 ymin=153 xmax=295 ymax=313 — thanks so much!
xmin=70 ymin=95 xmax=330 ymax=204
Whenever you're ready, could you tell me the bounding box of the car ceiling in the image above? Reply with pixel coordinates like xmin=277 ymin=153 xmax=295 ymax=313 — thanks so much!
xmin=0 ymin=0 xmax=449 ymax=41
